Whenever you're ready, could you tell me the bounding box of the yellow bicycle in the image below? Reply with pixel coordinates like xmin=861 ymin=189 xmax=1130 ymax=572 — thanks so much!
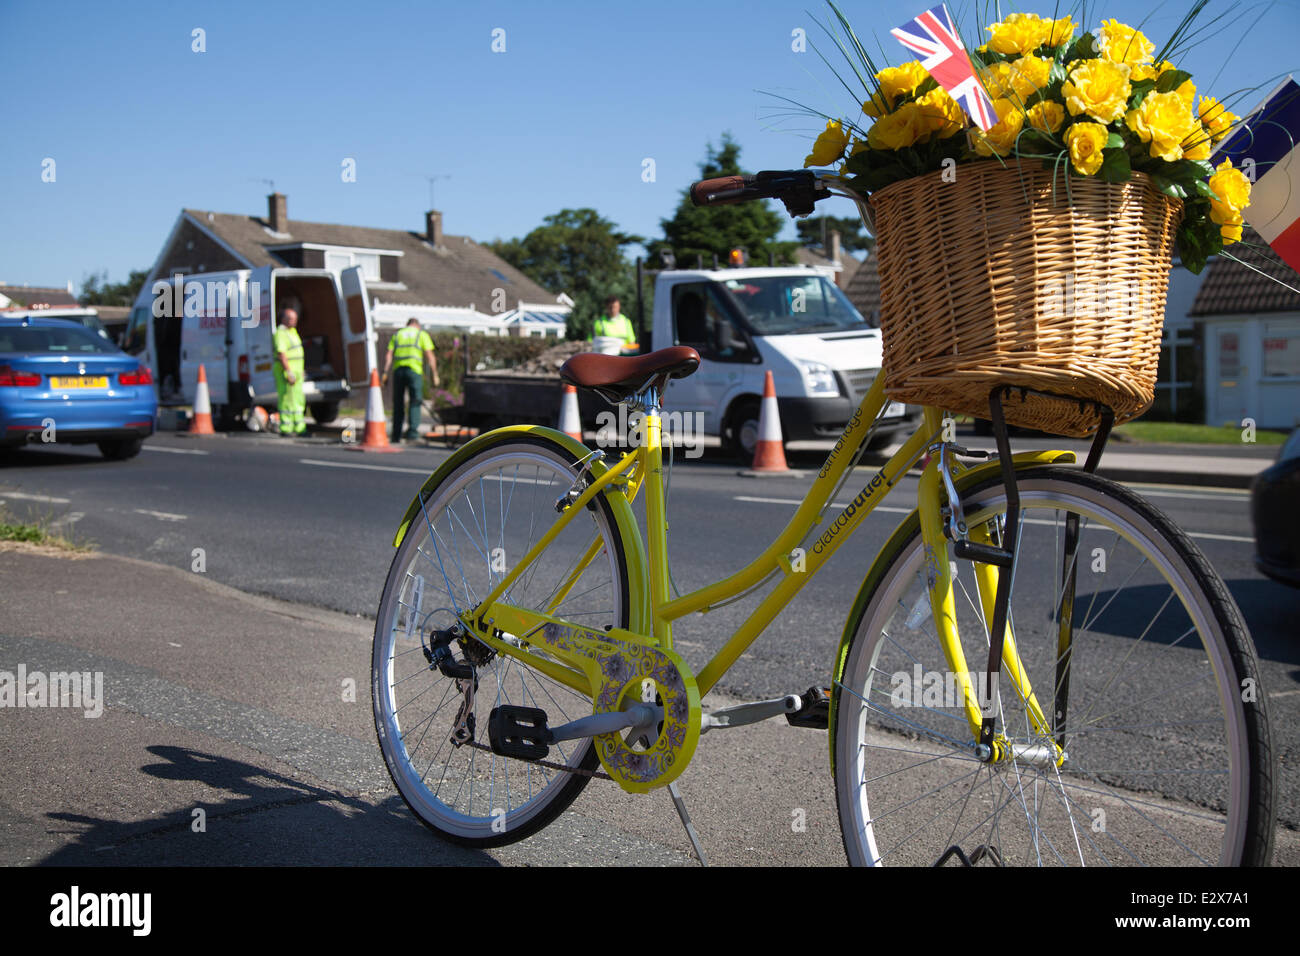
xmin=372 ymin=172 xmax=1274 ymax=866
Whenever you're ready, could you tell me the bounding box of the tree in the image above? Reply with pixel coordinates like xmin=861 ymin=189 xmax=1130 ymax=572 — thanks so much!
xmin=654 ymin=134 xmax=799 ymax=268
xmin=795 ymin=215 xmax=874 ymax=255
xmin=81 ymin=269 xmax=149 ymax=306
xmin=487 ymin=209 xmax=642 ymax=339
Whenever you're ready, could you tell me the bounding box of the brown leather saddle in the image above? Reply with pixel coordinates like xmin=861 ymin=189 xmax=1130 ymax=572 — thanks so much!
xmin=559 ymin=346 xmax=700 ymax=404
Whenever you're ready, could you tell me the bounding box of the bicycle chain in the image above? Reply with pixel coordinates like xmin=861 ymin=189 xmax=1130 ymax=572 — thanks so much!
xmin=465 ymin=740 xmax=613 ymax=781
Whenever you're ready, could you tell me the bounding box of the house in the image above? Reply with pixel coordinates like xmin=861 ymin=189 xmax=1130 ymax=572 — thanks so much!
xmin=794 ymin=230 xmax=860 ymax=290
xmin=843 ymin=252 xmax=880 ymax=325
xmin=0 ymin=283 xmax=79 ymax=309
xmin=140 ymin=194 xmax=569 ymax=336
xmin=1189 ymin=229 xmax=1300 ymax=430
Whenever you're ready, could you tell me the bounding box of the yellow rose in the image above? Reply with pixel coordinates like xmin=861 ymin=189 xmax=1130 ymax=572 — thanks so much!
xmin=1063 ymin=59 xmax=1131 ymax=123
xmin=1208 ymin=158 xmax=1252 ymax=216
xmin=1208 ymin=160 xmax=1246 ymax=242
xmin=980 ymin=61 xmax=1015 ymax=99
xmin=915 ymin=87 xmax=966 ymax=139
xmin=867 ymin=102 xmax=930 ymax=151
xmin=1220 ymin=217 xmax=1244 ymax=243
xmin=1125 ymin=90 xmax=1200 ymax=162
xmin=1008 ymin=56 xmax=1053 ymax=101
xmin=1027 ymin=100 xmax=1065 ymax=134
xmin=1065 ymin=122 xmax=1109 ymax=175
xmin=1097 ymin=19 xmax=1155 ymax=67
xmin=1045 ymin=16 xmax=1076 ymax=47
xmin=865 ymin=61 xmax=931 ymax=116
xmin=1182 ymin=128 xmax=1211 ymax=161
xmin=1130 ymin=59 xmax=1174 ymax=83
xmin=1173 ymin=76 xmax=1196 ymax=110
xmin=804 ymin=119 xmax=851 ymax=167
xmin=986 ymin=13 xmax=1051 ymax=56
xmin=1199 ymin=96 xmax=1237 ymax=142
xmin=971 ymin=98 xmax=1025 ymax=157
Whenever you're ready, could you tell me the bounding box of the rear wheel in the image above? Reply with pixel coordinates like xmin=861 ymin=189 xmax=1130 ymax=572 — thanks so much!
xmin=834 ymin=468 xmax=1274 ymax=866
xmin=372 ymin=433 xmax=631 ymax=846
xmin=98 ymin=437 xmax=143 ymax=460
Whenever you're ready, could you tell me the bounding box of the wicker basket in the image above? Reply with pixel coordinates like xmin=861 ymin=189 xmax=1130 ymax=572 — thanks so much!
xmin=867 ymin=161 xmax=1183 ymax=437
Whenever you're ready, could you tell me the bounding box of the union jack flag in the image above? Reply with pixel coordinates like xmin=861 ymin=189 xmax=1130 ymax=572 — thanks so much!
xmin=891 ymin=3 xmax=997 ymax=131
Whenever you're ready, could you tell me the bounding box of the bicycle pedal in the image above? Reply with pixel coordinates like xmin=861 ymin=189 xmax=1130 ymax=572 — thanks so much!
xmin=488 ymin=705 xmax=551 ymax=760
xmin=786 ymin=686 xmax=831 ymax=730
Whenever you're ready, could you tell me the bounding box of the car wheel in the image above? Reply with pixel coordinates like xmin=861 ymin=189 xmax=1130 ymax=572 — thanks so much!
xmin=98 ymin=438 xmax=144 ymax=461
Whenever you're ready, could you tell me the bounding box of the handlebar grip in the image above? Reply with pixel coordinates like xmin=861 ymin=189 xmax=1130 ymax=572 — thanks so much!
xmin=690 ymin=175 xmax=751 ymax=207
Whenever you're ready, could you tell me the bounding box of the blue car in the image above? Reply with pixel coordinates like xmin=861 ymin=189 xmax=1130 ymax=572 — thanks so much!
xmin=0 ymin=316 xmax=156 ymax=460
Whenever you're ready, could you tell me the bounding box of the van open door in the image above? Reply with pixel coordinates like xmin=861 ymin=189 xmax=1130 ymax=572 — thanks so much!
xmin=180 ymin=281 xmax=230 ymax=406
xmin=339 ymin=266 xmax=378 ymax=387
xmin=245 ymin=266 xmax=277 ymax=404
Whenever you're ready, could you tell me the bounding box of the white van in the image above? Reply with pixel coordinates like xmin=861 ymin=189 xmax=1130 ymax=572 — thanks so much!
xmin=654 ymin=266 xmax=917 ymax=458
xmin=127 ymin=265 xmax=377 ymax=427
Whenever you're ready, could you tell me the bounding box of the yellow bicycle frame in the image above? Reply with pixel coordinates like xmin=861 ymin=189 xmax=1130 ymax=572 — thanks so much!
xmin=397 ymin=373 xmax=1073 ymax=766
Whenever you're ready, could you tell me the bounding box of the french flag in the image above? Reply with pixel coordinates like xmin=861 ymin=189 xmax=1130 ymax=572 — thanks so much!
xmin=1215 ymin=77 xmax=1300 ymax=271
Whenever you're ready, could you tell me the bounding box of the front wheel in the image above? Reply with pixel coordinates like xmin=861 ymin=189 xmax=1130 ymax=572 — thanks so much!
xmin=834 ymin=468 xmax=1274 ymax=866
xmin=372 ymin=432 xmax=632 ymax=847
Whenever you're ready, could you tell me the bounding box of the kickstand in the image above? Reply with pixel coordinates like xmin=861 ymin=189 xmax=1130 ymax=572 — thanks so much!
xmin=667 ymin=782 xmax=708 ymax=866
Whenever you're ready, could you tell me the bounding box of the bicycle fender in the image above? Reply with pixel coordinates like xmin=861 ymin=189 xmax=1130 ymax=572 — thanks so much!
xmin=826 ymin=449 xmax=1076 ymax=775
xmin=390 ymin=424 xmax=650 ymax=634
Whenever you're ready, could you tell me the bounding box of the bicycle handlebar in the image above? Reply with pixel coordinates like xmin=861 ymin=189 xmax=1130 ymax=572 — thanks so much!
xmin=689 ymin=169 xmax=829 ymax=217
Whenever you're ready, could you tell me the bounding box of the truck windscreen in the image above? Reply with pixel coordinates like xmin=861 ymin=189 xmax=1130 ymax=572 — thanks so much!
xmin=720 ymin=275 xmax=873 ymax=335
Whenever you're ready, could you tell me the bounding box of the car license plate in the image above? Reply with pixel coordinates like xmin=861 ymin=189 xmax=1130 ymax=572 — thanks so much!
xmin=50 ymin=376 xmax=108 ymax=389
xmin=884 ymin=401 xmax=906 ymax=418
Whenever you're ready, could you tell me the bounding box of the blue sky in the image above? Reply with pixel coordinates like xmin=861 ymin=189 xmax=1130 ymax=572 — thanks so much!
xmin=2 ymin=0 xmax=1297 ymax=291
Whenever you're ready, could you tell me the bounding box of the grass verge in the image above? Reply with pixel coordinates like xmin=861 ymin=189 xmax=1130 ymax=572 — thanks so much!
xmin=0 ymin=507 xmax=93 ymax=553
xmin=1113 ymin=421 xmax=1287 ymax=445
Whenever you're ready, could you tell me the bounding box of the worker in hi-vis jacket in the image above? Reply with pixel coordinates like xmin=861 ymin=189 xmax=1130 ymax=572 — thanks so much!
xmin=274 ymin=307 xmax=306 ymax=436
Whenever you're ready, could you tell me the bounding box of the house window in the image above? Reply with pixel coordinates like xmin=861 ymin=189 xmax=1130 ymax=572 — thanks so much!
xmin=1263 ymin=331 xmax=1300 ymax=378
xmin=324 ymin=249 xmax=382 ymax=281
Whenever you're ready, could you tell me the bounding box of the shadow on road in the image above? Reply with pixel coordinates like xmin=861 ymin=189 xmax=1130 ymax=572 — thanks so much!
xmin=37 ymin=745 xmax=498 ymax=866
xmin=0 ymin=445 xmax=108 ymax=467
xmin=1071 ymin=579 xmax=1298 ymax=665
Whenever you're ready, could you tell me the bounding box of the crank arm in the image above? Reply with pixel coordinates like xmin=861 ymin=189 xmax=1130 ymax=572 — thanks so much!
xmin=547 ymin=704 xmax=663 ymax=743
xmin=700 ymin=694 xmax=802 ymax=734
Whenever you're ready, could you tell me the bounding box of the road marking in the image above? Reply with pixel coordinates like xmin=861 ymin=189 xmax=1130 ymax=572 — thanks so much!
xmin=134 ymin=508 xmax=187 ymax=522
xmin=734 ymin=496 xmax=1254 ymax=543
xmin=49 ymin=511 xmax=84 ymax=529
xmin=299 ymin=458 xmax=556 ymax=485
xmin=1130 ymin=488 xmax=1249 ymax=502
xmin=300 ymin=458 xmax=431 ymax=476
xmin=143 ymin=445 xmax=209 ymax=456
xmin=0 ymin=491 xmax=71 ymax=504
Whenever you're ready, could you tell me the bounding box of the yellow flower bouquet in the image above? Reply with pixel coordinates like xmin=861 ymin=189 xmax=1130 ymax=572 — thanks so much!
xmin=805 ymin=3 xmax=1249 ymax=273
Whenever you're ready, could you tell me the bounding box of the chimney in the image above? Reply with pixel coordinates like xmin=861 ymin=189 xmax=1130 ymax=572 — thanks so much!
xmin=425 ymin=210 xmax=443 ymax=246
xmin=828 ymin=229 xmax=842 ymax=266
xmin=268 ymin=192 xmax=288 ymax=234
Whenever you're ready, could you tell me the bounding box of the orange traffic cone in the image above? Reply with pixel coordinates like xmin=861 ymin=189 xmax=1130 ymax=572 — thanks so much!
xmin=189 ymin=363 xmax=215 ymax=435
xmin=350 ymin=368 xmax=401 ymax=453
xmin=746 ymin=370 xmax=789 ymax=474
xmin=558 ymin=384 xmax=583 ymax=441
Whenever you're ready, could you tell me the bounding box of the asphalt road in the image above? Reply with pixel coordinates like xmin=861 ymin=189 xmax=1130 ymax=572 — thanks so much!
xmin=1 ymin=429 xmax=1296 ymax=864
